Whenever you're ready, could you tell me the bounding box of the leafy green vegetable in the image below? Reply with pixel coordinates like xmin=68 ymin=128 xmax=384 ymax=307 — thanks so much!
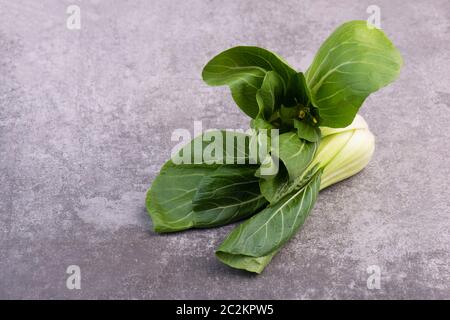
xmin=306 ymin=20 xmax=403 ymax=127
xmin=255 ymin=71 xmax=285 ymax=120
xmin=216 ymin=116 xmax=376 ymax=273
xmin=202 ymin=46 xmax=297 ymax=118
xmin=274 ymin=132 xmax=318 ymax=180
xmin=146 ymin=162 xmax=217 ymax=232
xmin=216 ymin=170 xmax=322 ymax=273
xmin=147 ymin=20 xmax=403 ymax=274
xmin=250 ymin=117 xmax=276 ymax=130
xmin=216 ymin=251 xmax=276 ymax=274
xmin=147 ymin=131 xmax=267 ymax=232
xmin=258 ymin=130 xmax=318 ymax=206
xmin=284 ymin=72 xmax=311 ymax=109
xmin=260 ymin=163 xmax=320 ymax=205
xmin=259 ymin=163 xmax=290 ymax=203
xmin=192 ymin=165 xmax=267 ymax=223
xmin=293 ymin=119 xmax=321 ymax=143
xmin=171 ymin=130 xmax=252 ymax=165
xmin=147 ymin=162 xmax=268 ymax=233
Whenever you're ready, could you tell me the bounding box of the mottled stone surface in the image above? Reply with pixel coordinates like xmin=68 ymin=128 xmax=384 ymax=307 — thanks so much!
xmin=0 ymin=0 xmax=449 ymax=299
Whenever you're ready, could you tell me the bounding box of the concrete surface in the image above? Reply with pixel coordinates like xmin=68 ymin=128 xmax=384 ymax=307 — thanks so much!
xmin=0 ymin=0 xmax=449 ymax=299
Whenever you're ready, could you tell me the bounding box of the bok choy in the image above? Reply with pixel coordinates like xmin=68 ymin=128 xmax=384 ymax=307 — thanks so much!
xmin=146 ymin=20 xmax=402 ymax=273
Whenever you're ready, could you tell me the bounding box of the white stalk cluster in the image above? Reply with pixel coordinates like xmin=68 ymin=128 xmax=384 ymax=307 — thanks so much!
xmin=314 ymin=115 xmax=375 ymax=189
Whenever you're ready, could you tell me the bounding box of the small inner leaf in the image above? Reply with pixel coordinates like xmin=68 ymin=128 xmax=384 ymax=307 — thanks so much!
xmin=293 ymin=119 xmax=321 ymax=143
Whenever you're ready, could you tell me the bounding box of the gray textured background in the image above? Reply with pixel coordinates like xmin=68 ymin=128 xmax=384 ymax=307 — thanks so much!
xmin=1 ymin=0 xmax=449 ymax=299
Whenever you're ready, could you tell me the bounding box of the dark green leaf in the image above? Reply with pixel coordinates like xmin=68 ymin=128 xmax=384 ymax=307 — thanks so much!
xmin=293 ymin=119 xmax=321 ymax=143
xmin=216 ymin=170 xmax=322 ymax=273
xmin=273 ymin=131 xmax=318 ymax=180
xmin=192 ymin=165 xmax=267 ymax=225
xmin=260 ymin=163 xmax=320 ymax=204
xmin=284 ymin=72 xmax=311 ymax=108
xmin=279 ymin=104 xmax=299 ymax=124
xmin=216 ymin=251 xmax=276 ymax=274
xmin=255 ymin=71 xmax=285 ymax=120
xmin=306 ymin=20 xmax=403 ymax=127
xmin=146 ymin=131 xmax=261 ymax=233
xmin=146 ymin=162 xmax=218 ymax=233
xmin=172 ymin=130 xmax=252 ymax=165
xmin=259 ymin=130 xmax=318 ymax=203
xmin=250 ymin=118 xmax=275 ymax=130
xmin=259 ymin=161 xmax=289 ymax=203
xmin=202 ymin=46 xmax=297 ymax=118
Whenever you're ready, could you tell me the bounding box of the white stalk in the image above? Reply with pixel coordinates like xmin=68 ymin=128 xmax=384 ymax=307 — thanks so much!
xmin=314 ymin=115 xmax=375 ymax=190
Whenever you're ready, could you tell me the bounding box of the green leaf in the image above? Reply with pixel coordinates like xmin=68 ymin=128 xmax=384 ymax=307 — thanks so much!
xmin=260 ymin=163 xmax=320 ymax=204
xmin=202 ymin=46 xmax=297 ymax=118
xmin=250 ymin=118 xmax=275 ymax=130
xmin=255 ymin=71 xmax=285 ymax=120
xmin=273 ymin=131 xmax=318 ymax=180
xmin=259 ymin=162 xmax=289 ymax=203
xmin=147 ymin=163 xmax=267 ymax=232
xmin=146 ymin=162 xmax=218 ymax=232
xmin=147 ymin=131 xmax=261 ymax=233
xmin=259 ymin=131 xmax=318 ymax=203
xmin=279 ymin=104 xmax=299 ymax=124
xmin=306 ymin=20 xmax=403 ymax=127
xmin=284 ymin=72 xmax=311 ymax=108
xmin=172 ymin=130 xmax=253 ymax=165
xmin=293 ymin=119 xmax=321 ymax=143
xmin=216 ymin=170 xmax=322 ymax=273
xmin=216 ymin=251 xmax=276 ymax=274
xmin=192 ymin=165 xmax=267 ymax=225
